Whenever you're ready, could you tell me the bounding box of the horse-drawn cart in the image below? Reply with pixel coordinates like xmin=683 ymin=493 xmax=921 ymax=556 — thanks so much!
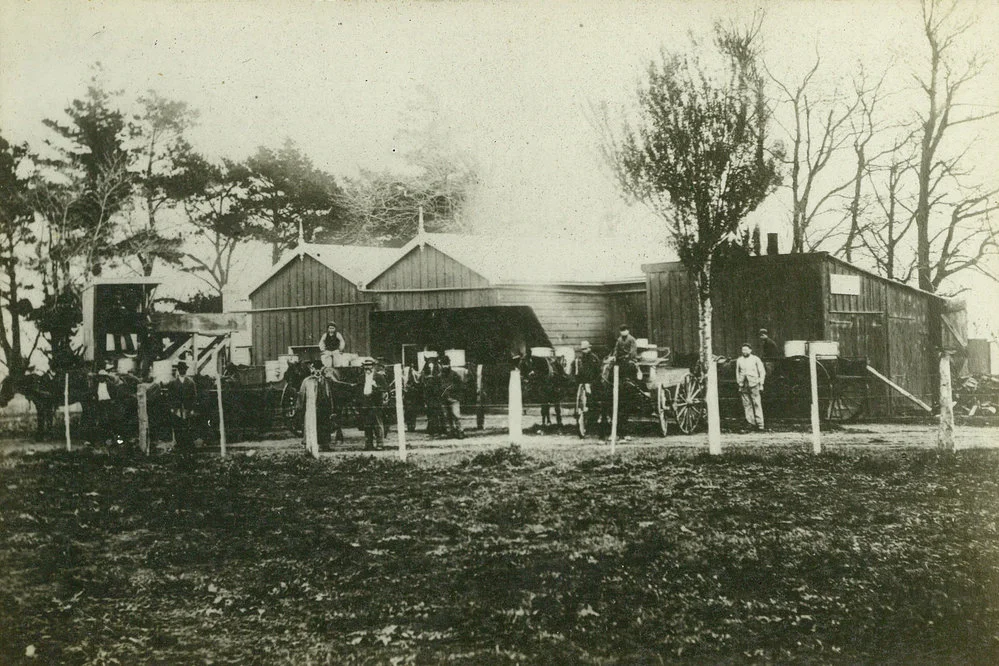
xmin=573 ymin=358 xmax=708 ymax=437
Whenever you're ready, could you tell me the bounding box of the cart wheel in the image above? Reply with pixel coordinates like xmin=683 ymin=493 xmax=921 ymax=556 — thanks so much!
xmin=280 ymin=383 xmax=300 ymax=435
xmin=673 ymin=373 xmax=705 ymax=434
xmin=825 ymin=372 xmax=868 ymax=421
xmin=575 ymin=384 xmax=588 ymax=438
xmin=656 ymin=384 xmax=669 ymax=436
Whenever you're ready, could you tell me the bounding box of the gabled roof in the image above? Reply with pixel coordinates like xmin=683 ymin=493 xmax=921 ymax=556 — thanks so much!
xmin=365 ymin=232 xmax=668 ymax=287
xmin=247 ymin=243 xmax=400 ymax=297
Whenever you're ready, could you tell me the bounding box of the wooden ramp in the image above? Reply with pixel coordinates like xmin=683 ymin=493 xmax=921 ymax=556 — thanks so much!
xmin=866 ymin=365 xmax=933 ymax=413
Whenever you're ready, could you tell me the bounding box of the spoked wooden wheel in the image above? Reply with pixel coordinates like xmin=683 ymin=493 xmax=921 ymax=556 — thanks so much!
xmin=575 ymin=384 xmax=588 ymax=438
xmin=825 ymin=374 xmax=868 ymax=421
xmin=672 ymin=373 xmax=706 ymax=434
xmin=656 ymin=384 xmax=670 ymax=436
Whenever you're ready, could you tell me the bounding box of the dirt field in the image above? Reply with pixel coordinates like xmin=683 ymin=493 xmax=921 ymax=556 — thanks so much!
xmin=2 ymin=421 xmax=998 ymax=664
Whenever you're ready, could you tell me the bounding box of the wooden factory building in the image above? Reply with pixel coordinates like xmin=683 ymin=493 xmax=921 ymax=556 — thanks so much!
xmin=246 ymin=244 xmax=398 ymax=365
xmin=245 ymin=233 xmax=657 ymax=367
xmin=643 ymin=252 xmax=957 ymax=409
xmin=361 ymin=233 xmax=651 ymax=364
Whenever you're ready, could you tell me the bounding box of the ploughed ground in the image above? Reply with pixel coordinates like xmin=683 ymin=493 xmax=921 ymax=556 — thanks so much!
xmin=1 ymin=427 xmax=998 ymax=664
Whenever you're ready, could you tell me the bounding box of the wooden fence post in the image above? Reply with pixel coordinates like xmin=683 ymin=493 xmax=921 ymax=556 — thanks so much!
xmin=706 ymin=358 xmax=721 ymax=455
xmin=508 ymin=369 xmax=522 ymax=442
xmin=809 ymin=348 xmax=821 ymax=454
xmin=64 ymin=373 xmax=71 ymax=452
xmin=610 ymin=365 xmax=619 ymax=455
xmin=216 ymin=372 xmax=227 ymax=458
xmin=476 ymin=364 xmax=485 ymax=430
xmin=137 ymin=383 xmax=149 ymax=455
xmin=394 ymin=364 xmax=407 ymax=461
xmin=938 ymin=351 xmax=955 ymax=452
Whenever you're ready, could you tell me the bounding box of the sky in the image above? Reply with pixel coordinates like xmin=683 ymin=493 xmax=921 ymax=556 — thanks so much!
xmin=1 ymin=0 xmax=998 ymax=333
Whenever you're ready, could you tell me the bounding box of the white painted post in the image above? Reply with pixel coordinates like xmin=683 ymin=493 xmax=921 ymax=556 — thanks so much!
xmin=394 ymin=364 xmax=406 ymax=461
xmin=476 ymin=363 xmax=484 ymax=430
xmin=938 ymin=351 xmax=955 ymax=452
xmin=216 ymin=372 xmax=227 ymax=457
xmin=64 ymin=373 xmax=71 ymax=452
xmin=610 ymin=365 xmax=619 ymax=454
xmin=508 ymin=369 xmax=522 ymax=442
xmin=706 ymin=359 xmax=721 ymax=455
xmin=137 ymin=383 xmax=149 ymax=455
xmin=809 ymin=348 xmax=821 ymax=454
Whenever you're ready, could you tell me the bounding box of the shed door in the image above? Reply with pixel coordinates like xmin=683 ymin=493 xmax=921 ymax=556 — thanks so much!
xmin=826 ymin=312 xmax=887 ymax=370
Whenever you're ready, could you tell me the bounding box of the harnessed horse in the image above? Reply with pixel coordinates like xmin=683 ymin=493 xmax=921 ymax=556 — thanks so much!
xmin=518 ymin=353 xmax=569 ymax=428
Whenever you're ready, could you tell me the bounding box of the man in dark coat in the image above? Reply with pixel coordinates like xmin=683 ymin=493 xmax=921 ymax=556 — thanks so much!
xmin=438 ymin=355 xmax=465 ymax=439
xmin=168 ymin=361 xmax=198 ymax=453
xmin=758 ymin=329 xmax=781 ymax=359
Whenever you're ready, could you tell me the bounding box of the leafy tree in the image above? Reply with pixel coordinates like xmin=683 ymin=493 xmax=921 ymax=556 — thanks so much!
xmin=602 ymin=22 xmax=782 ymax=453
xmin=118 ymin=90 xmax=197 ymax=275
xmin=243 ymin=140 xmax=345 ymax=263
xmin=40 ymin=72 xmax=133 ymax=275
xmin=174 ymin=152 xmax=252 ymax=295
xmin=0 ymin=133 xmax=39 ymax=379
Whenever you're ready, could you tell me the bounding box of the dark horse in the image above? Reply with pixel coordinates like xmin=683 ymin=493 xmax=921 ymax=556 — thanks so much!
xmin=518 ymin=353 xmax=569 ymax=428
xmin=0 ymin=370 xmax=124 ymax=441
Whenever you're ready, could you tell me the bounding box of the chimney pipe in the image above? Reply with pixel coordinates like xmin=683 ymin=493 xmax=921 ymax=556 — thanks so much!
xmin=766 ymin=233 xmax=779 ymax=256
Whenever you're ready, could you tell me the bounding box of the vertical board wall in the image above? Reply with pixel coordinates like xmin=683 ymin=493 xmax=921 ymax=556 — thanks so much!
xmin=249 ymin=255 xmax=373 ymax=365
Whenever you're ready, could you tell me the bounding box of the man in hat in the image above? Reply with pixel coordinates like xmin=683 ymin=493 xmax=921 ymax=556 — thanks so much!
xmin=318 ymin=321 xmax=347 ymax=368
xmin=360 ymin=358 xmax=386 ymax=449
xmin=575 ymin=341 xmax=602 ymax=388
xmin=614 ymin=324 xmax=641 ymax=384
xmin=438 ymin=355 xmax=465 ymax=439
xmin=297 ymin=360 xmax=334 ymax=455
xmin=93 ymin=357 xmax=122 ymax=446
xmin=758 ymin=328 xmax=781 ymax=359
xmin=736 ymin=343 xmax=766 ymax=431
xmin=168 ymin=360 xmax=199 ymax=453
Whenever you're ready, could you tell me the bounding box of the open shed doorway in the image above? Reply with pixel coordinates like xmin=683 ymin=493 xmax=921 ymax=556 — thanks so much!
xmin=370 ymin=306 xmax=551 ymax=366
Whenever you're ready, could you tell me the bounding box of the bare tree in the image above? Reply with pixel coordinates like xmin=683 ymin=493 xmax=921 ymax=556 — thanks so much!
xmin=766 ymin=57 xmax=860 ymax=253
xmin=912 ymin=0 xmax=999 ymax=292
xmin=857 ymin=138 xmax=920 ymax=282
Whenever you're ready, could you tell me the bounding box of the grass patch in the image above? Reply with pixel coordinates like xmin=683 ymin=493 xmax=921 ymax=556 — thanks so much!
xmin=1 ymin=447 xmax=998 ymax=663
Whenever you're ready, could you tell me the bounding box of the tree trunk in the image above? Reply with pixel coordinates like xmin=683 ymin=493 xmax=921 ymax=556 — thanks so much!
xmin=844 ymin=145 xmax=865 ymax=262
xmin=696 ymin=263 xmax=722 ymax=455
xmin=915 ymin=38 xmax=940 ymax=293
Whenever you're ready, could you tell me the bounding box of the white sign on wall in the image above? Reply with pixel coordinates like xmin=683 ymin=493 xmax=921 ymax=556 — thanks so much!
xmin=829 ymin=274 xmax=861 ymax=296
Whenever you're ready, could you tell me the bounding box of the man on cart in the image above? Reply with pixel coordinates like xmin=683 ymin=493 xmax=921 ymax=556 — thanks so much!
xmin=318 ymin=321 xmax=347 ymax=368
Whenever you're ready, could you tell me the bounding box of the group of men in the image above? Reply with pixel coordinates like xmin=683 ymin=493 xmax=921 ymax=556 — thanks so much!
xmin=300 ymin=321 xmax=467 ymax=454
xmin=577 ymin=324 xmax=780 ymax=433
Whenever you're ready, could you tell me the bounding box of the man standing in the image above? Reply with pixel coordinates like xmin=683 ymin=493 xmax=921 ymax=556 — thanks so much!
xmin=735 ymin=343 xmax=766 ymax=431
xmin=168 ymin=360 xmax=199 ymax=453
xmin=438 ymin=355 xmax=465 ymax=439
xmin=318 ymin=322 xmax=347 ymax=368
xmin=360 ymin=358 xmax=386 ymax=450
xmin=758 ymin=329 xmax=781 ymax=359
xmin=575 ymin=341 xmax=602 ymax=388
xmin=297 ymin=360 xmax=334 ymax=455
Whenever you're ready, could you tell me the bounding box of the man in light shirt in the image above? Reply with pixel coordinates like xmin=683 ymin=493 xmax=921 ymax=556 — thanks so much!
xmin=360 ymin=358 xmax=386 ymax=449
xmin=735 ymin=343 xmax=766 ymax=431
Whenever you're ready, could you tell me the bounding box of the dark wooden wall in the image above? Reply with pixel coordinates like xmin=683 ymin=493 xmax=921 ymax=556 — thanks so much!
xmin=607 ymin=285 xmax=648 ymax=344
xmin=644 ymin=256 xmax=824 ymax=359
xmin=249 ymin=254 xmax=373 ymax=365
xmin=644 ymin=254 xmax=943 ymax=410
